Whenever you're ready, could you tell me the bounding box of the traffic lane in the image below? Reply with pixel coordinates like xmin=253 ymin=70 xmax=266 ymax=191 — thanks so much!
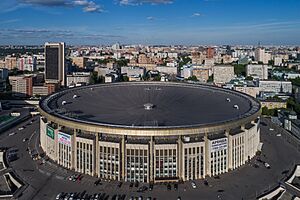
xmin=0 ymin=115 xmax=50 ymax=200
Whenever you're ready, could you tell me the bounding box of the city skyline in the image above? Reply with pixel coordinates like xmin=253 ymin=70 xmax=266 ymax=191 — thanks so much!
xmin=0 ymin=0 xmax=300 ymax=45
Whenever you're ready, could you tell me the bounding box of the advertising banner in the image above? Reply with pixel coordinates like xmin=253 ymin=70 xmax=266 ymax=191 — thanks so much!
xmin=58 ymin=132 xmax=71 ymax=146
xmin=210 ymin=138 xmax=227 ymax=153
xmin=46 ymin=126 xmax=55 ymax=139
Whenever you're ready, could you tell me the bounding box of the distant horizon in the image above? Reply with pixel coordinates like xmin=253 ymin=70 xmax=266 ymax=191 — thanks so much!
xmin=0 ymin=43 xmax=300 ymax=47
xmin=0 ymin=0 xmax=300 ymax=45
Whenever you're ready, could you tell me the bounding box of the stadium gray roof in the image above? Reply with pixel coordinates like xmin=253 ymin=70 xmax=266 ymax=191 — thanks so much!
xmin=40 ymin=82 xmax=260 ymax=129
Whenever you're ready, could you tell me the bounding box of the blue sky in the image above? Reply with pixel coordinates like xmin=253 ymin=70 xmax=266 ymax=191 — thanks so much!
xmin=0 ymin=0 xmax=300 ymax=45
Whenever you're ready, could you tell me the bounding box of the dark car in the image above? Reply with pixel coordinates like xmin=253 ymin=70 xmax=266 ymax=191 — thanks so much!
xmin=77 ymin=174 xmax=83 ymax=182
xmin=260 ymin=122 xmax=267 ymax=126
xmin=167 ymin=184 xmax=171 ymax=190
xmin=120 ymin=194 xmax=126 ymax=200
xmin=117 ymin=182 xmax=123 ymax=188
xmin=138 ymin=186 xmax=148 ymax=192
xmin=174 ymin=184 xmax=178 ymax=191
xmin=129 ymin=182 xmax=134 ymax=188
xmin=149 ymin=184 xmax=153 ymax=191
xmin=94 ymin=179 xmax=101 ymax=186
xmin=204 ymin=180 xmax=209 ymax=186
xmin=135 ymin=181 xmax=139 ymax=187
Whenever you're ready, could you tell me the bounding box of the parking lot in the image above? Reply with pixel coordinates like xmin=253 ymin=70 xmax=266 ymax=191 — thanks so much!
xmin=0 ymin=115 xmax=300 ymax=200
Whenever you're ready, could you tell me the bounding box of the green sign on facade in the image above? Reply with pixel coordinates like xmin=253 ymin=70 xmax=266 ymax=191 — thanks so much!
xmin=46 ymin=126 xmax=55 ymax=139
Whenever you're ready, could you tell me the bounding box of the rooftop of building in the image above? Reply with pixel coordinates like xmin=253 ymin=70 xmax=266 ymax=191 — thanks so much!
xmin=40 ymin=82 xmax=260 ymax=129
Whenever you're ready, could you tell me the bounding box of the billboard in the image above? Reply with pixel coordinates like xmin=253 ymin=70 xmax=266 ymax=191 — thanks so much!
xmin=210 ymin=138 xmax=227 ymax=153
xmin=58 ymin=132 xmax=71 ymax=146
xmin=46 ymin=126 xmax=55 ymax=139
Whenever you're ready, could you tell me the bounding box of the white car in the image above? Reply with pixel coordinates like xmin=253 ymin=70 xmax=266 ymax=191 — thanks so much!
xmin=8 ymin=132 xmax=16 ymax=136
xmin=269 ymin=128 xmax=274 ymax=131
xmin=191 ymin=181 xmax=197 ymax=189
xmin=18 ymin=127 xmax=24 ymax=131
xmin=55 ymin=193 xmax=62 ymax=200
xmin=264 ymin=162 xmax=271 ymax=169
xmin=68 ymin=175 xmax=75 ymax=181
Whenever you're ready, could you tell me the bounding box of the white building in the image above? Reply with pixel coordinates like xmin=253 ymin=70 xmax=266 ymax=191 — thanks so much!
xmin=156 ymin=66 xmax=178 ymax=75
xmin=66 ymin=72 xmax=91 ymax=87
xmin=213 ymin=65 xmax=235 ymax=84
xmin=181 ymin=66 xmax=193 ymax=79
xmin=259 ymin=80 xmax=292 ymax=94
xmin=121 ymin=66 xmax=145 ymax=77
xmin=274 ymin=56 xmax=283 ymax=66
xmin=246 ymin=64 xmax=269 ymax=80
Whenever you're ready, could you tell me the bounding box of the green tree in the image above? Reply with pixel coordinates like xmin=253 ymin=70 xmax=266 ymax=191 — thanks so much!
xmin=178 ymin=56 xmax=192 ymax=69
xmin=245 ymin=76 xmax=253 ymax=81
xmin=187 ymin=75 xmax=198 ymax=82
xmin=97 ymin=59 xmax=109 ymax=65
xmin=261 ymin=106 xmax=277 ymax=116
xmin=153 ymin=75 xmax=161 ymax=81
xmin=90 ymin=71 xmax=104 ymax=84
xmin=233 ymin=64 xmax=246 ymax=76
xmin=116 ymin=59 xmax=129 ymax=67
xmin=290 ymin=77 xmax=300 ymax=87
xmin=207 ymin=74 xmax=213 ymax=82
xmin=121 ymin=75 xmax=129 ymax=82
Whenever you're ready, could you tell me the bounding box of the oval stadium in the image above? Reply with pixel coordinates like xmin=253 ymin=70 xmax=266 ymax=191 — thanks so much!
xmin=38 ymin=82 xmax=261 ymax=183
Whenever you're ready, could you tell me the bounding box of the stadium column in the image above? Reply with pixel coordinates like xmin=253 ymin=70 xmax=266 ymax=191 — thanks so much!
xmin=241 ymin=124 xmax=247 ymax=164
xmin=71 ymin=129 xmax=76 ymax=170
xmin=177 ymin=136 xmax=183 ymax=181
xmin=149 ymin=136 xmax=154 ymax=183
xmin=121 ymin=135 xmax=126 ymax=181
xmin=204 ymin=133 xmax=210 ymax=177
xmin=225 ymin=129 xmax=232 ymax=170
xmin=95 ymin=133 xmax=100 ymax=177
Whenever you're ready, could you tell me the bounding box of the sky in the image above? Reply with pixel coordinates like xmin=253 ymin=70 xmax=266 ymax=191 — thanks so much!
xmin=0 ymin=0 xmax=300 ymax=45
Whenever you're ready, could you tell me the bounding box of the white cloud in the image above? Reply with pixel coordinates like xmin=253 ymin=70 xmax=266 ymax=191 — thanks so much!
xmin=18 ymin=0 xmax=103 ymax=13
xmin=192 ymin=13 xmax=202 ymax=17
xmin=118 ymin=0 xmax=173 ymax=6
xmin=147 ymin=16 xmax=155 ymax=20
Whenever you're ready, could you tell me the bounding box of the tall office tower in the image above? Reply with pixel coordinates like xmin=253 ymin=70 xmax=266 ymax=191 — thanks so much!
xmin=207 ymin=47 xmax=215 ymax=59
xmin=45 ymin=42 xmax=66 ymax=86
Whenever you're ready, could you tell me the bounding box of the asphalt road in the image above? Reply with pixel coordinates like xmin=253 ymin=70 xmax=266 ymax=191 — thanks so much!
xmin=0 ymin=115 xmax=299 ymax=200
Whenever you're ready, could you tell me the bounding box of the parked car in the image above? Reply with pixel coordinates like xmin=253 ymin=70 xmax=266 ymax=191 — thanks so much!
xmin=203 ymin=180 xmax=208 ymax=186
xmin=174 ymin=183 xmax=178 ymax=191
xmin=149 ymin=183 xmax=153 ymax=191
xmin=94 ymin=179 xmax=101 ymax=186
xmin=9 ymin=132 xmax=16 ymax=136
xmin=167 ymin=184 xmax=171 ymax=190
xmin=138 ymin=186 xmax=148 ymax=192
xmin=264 ymin=162 xmax=271 ymax=169
xmin=55 ymin=192 xmax=63 ymax=200
xmin=191 ymin=181 xmax=197 ymax=189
